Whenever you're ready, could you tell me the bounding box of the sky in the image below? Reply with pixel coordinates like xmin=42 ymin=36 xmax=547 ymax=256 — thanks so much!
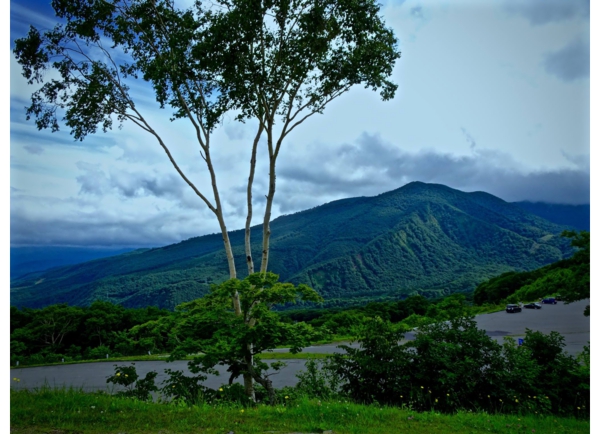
xmin=7 ymin=0 xmax=593 ymax=249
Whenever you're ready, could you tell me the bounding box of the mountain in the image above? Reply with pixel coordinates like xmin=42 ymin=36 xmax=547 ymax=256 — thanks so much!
xmin=511 ymin=202 xmax=590 ymax=232
xmin=10 ymin=246 xmax=138 ymax=279
xmin=10 ymin=182 xmax=575 ymax=310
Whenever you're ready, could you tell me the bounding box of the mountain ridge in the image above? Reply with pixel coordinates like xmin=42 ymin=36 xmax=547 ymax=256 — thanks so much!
xmin=11 ymin=182 xmax=575 ymax=309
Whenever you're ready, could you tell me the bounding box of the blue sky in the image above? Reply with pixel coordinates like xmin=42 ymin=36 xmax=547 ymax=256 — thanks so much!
xmin=7 ymin=0 xmax=593 ymax=248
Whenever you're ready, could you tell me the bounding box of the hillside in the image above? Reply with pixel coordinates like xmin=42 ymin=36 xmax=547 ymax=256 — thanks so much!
xmin=10 ymin=182 xmax=574 ymax=309
xmin=10 ymin=246 xmax=137 ymax=279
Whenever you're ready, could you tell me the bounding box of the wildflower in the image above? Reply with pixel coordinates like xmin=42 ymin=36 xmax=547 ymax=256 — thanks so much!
xmin=487 ymin=395 xmax=490 ymax=398
xmin=577 ymin=407 xmax=581 ymax=410
xmin=435 ymin=399 xmax=438 ymax=403
xmin=420 ymin=386 xmax=424 ymax=389
xmin=219 ymin=388 xmax=223 ymax=392
xmin=240 ymin=409 xmax=244 ymax=413
xmin=116 ymin=373 xmax=120 ymax=376
xmin=533 ymin=396 xmax=536 ymax=399
xmin=91 ymin=406 xmax=96 ymax=409
xmin=400 ymin=395 xmax=403 ymax=398
xmin=515 ymin=399 xmax=519 ymax=403
xmin=446 ymin=393 xmax=449 ymax=397
xmin=499 ymin=399 xmax=503 ymax=402
xmin=125 ymin=374 xmax=128 ymax=377
xmin=428 ymin=390 xmax=431 ymax=394
xmin=285 ymin=396 xmax=289 ymax=399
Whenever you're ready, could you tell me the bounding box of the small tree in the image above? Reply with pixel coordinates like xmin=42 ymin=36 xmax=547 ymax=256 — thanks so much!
xmin=167 ymin=272 xmax=324 ymax=403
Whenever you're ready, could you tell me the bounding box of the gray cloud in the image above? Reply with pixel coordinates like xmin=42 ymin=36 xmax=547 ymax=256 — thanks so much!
xmin=76 ymin=162 xmax=110 ymax=195
xmin=76 ymin=162 xmax=188 ymax=200
xmin=10 ymin=209 xmax=197 ymax=248
xmin=460 ymin=127 xmax=477 ymax=150
xmin=277 ymin=133 xmax=590 ymax=208
xmin=504 ymin=0 xmax=589 ymax=25
xmin=542 ymin=38 xmax=590 ymax=82
xmin=24 ymin=145 xmax=44 ymax=155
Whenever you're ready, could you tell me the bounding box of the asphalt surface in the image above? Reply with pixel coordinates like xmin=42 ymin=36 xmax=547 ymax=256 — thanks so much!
xmin=10 ymin=299 xmax=589 ymax=393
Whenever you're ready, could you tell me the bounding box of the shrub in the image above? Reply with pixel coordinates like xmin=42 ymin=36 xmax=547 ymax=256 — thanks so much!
xmin=295 ymin=358 xmax=343 ymax=400
xmin=106 ymin=363 xmax=158 ymax=401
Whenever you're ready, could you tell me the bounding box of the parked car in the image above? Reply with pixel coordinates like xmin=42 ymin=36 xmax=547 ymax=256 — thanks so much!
xmin=506 ymin=304 xmax=522 ymax=313
xmin=524 ymin=302 xmax=542 ymax=309
xmin=542 ymin=298 xmax=557 ymax=305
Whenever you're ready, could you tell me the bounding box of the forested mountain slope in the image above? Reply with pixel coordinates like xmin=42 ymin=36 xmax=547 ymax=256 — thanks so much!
xmin=11 ymin=182 xmax=573 ymax=309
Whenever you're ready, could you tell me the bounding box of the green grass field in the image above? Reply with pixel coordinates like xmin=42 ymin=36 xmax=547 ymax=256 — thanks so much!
xmin=10 ymin=387 xmax=589 ymax=434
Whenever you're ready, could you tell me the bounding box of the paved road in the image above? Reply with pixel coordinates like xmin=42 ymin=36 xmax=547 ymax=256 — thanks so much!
xmin=10 ymin=299 xmax=589 ymax=393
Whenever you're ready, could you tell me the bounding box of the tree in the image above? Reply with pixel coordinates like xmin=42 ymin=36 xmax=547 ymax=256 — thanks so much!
xmin=560 ymin=230 xmax=590 ymax=315
xmin=162 ymin=272 xmax=323 ymax=403
xmin=14 ymin=0 xmax=400 ymax=398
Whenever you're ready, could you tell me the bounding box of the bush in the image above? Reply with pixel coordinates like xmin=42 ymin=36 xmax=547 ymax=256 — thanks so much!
xmin=106 ymin=363 xmax=158 ymax=401
xmin=160 ymin=369 xmax=208 ymax=405
xmin=295 ymin=358 xmax=343 ymax=400
xmin=329 ymin=317 xmax=411 ymax=405
xmin=326 ymin=314 xmax=590 ymax=418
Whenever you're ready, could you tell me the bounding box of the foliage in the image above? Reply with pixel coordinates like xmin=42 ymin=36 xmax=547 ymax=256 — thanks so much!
xmin=326 ymin=315 xmax=589 ymax=418
xmin=10 ymin=303 xmax=170 ymax=366
xmin=106 ymin=363 xmax=158 ymax=401
xmin=295 ymin=358 xmax=343 ymax=400
xmin=166 ymin=272 xmax=324 ymax=403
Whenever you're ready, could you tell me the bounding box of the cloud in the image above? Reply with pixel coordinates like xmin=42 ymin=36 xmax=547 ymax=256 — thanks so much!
xmin=76 ymin=162 xmax=111 ymax=195
xmin=23 ymin=145 xmax=44 ymax=155
xmin=75 ymin=162 xmax=189 ymax=201
xmin=542 ymin=37 xmax=590 ymax=82
xmin=460 ymin=127 xmax=477 ymax=150
xmin=504 ymin=0 xmax=589 ymax=25
xmin=276 ymin=133 xmax=590 ymax=209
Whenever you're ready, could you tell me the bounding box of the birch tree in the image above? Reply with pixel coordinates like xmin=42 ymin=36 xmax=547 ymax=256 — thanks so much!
xmin=14 ymin=0 xmax=400 ymax=400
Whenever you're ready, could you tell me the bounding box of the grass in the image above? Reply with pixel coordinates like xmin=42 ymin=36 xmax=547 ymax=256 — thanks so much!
xmin=10 ymin=387 xmax=589 ymax=434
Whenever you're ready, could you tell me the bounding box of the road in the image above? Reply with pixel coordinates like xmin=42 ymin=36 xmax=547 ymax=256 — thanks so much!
xmin=10 ymin=299 xmax=589 ymax=393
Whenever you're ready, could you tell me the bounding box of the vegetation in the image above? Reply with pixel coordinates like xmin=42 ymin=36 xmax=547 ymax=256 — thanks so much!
xmin=10 ymin=387 xmax=590 ymax=434
xmin=326 ymin=317 xmax=589 ymax=417
xmin=11 ymin=183 xmax=574 ymax=310
xmin=10 ymin=292 xmax=500 ymax=367
xmin=474 ymin=230 xmax=590 ymax=315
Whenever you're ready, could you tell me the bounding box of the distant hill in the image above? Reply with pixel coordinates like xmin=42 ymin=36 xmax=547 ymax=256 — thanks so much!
xmin=10 ymin=246 xmax=138 ymax=279
xmin=10 ymin=182 xmax=575 ymax=310
xmin=511 ymin=202 xmax=590 ymax=232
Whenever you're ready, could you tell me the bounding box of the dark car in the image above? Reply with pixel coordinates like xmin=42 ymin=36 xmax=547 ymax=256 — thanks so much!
xmin=542 ymin=298 xmax=557 ymax=305
xmin=524 ymin=302 xmax=542 ymax=309
xmin=506 ymin=304 xmax=522 ymax=313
